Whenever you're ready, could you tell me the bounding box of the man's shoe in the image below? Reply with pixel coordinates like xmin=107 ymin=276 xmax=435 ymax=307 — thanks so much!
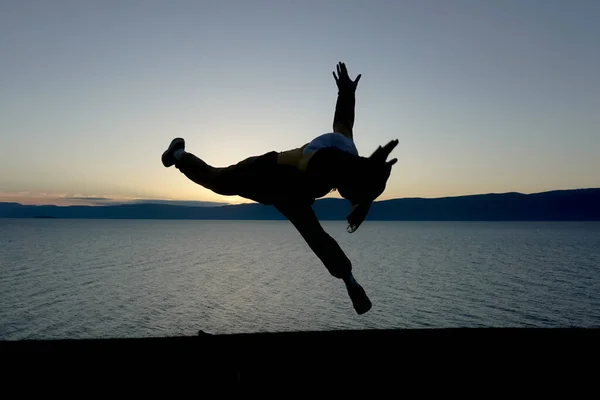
xmin=162 ymin=138 xmax=185 ymax=168
xmin=346 ymin=281 xmax=372 ymax=315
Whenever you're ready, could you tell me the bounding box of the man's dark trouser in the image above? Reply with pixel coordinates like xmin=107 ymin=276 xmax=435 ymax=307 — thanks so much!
xmin=175 ymin=151 xmax=352 ymax=279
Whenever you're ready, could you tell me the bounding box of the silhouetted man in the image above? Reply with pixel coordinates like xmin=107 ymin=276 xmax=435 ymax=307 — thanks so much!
xmin=162 ymin=62 xmax=398 ymax=314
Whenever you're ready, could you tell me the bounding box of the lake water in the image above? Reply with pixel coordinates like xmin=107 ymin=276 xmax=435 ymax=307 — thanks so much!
xmin=1 ymin=219 xmax=599 ymax=340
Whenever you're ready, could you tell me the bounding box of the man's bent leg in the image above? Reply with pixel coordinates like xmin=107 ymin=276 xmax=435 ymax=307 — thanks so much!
xmin=162 ymin=137 xmax=255 ymax=197
xmin=175 ymin=152 xmax=235 ymax=195
xmin=275 ymin=203 xmax=372 ymax=314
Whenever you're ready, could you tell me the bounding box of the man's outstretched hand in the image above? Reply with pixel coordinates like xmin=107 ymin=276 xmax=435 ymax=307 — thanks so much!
xmin=333 ymin=62 xmax=361 ymax=93
xmin=370 ymin=139 xmax=399 ymax=166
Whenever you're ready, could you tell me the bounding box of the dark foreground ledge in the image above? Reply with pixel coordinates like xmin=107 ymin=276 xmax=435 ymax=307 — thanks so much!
xmin=1 ymin=328 xmax=598 ymax=386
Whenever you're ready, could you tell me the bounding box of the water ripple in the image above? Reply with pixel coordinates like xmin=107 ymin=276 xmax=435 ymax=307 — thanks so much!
xmin=1 ymin=219 xmax=600 ymax=339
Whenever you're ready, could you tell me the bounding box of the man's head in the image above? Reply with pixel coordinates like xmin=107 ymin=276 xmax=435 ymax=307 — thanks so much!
xmin=338 ymin=139 xmax=399 ymax=232
xmin=305 ymin=139 xmax=399 ymax=232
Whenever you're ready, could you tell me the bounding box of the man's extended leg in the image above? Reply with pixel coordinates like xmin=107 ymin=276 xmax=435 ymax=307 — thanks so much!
xmin=162 ymin=137 xmax=277 ymax=202
xmin=275 ymin=202 xmax=372 ymax=315
xmin=162 ymin=138 xmax=227 ymax=194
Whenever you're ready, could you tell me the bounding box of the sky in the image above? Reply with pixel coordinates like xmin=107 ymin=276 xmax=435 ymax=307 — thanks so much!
xmin=1 ymin=0 xmax=599 ymax=206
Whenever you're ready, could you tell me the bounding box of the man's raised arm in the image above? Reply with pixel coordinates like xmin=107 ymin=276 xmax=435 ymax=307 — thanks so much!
xmin=332 ymin=62 xmax=361 ymax=140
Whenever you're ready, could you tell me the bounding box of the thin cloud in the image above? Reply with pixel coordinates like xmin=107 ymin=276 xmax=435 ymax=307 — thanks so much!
xmin=0 ymin=192 xmax=234 ymax=207
xmin=63 ymin=196 xmax=114 ymax=201
xmin=126 ymin=199 xmax=229 ymax=207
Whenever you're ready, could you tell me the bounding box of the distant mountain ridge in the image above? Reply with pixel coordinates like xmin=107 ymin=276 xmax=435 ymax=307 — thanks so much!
xmin=1 ymin=189 xmax=599 ymax=221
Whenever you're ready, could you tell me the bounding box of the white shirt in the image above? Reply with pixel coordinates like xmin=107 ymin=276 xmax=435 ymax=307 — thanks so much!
xmin=303 ymin=132 xmax=359 ymax=156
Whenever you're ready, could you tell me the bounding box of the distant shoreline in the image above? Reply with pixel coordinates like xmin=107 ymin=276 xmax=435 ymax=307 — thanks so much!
xmin=3 ymin=218 xmax=600 ymax=223
xmin=2 ymin=188 xmax=599 ymax=221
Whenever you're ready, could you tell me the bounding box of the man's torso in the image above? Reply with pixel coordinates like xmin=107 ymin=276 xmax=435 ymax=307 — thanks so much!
xmin=273 ymin=132 xmax=358 ymax=202
xmin=276 ymin=132 xmax=357 ymax=171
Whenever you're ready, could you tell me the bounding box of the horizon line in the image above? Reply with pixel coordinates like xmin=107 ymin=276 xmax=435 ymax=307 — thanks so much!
xmin=2 ymin=187 xmax=599 ymax=208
